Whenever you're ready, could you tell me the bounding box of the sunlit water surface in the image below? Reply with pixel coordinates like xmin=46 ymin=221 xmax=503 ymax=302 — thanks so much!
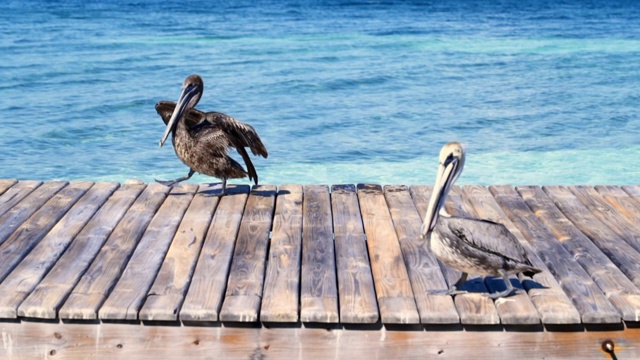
xmin=1 ymin=1 xmax=639 ymax=185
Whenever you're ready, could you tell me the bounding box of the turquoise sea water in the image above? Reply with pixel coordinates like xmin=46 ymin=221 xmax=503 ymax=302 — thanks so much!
xmin=1 ymin=1 xmax=639 ymax=185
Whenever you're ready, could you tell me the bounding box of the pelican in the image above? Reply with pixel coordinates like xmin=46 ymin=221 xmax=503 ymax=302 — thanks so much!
xmin=420 ymin=142 xmax=541 ymax=298
xmin=156 ymin=74 xmax=268 ymax=195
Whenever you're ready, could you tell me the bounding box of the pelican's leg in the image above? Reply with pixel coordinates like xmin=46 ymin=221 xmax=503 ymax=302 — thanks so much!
xmin=219 ymin=177 xmax=228 ymax=196
xmin=156 ymin=169 xmax=195 ymax=187
xmin=485 ymin=270 xmax=515 ymax=299
xmin=427 ymin=272 xmax=468 ymax=296
xmin=453 ymin=272 xmax=468 ymax=289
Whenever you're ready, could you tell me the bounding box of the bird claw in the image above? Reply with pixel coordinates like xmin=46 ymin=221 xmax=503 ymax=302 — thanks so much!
xmin=427 ymin=289 xmax=468 ymax=296
xmin=483 ymin=289 xmax=515 ymax=299
xmin=155 ymin=179 xmax=179 ymax=187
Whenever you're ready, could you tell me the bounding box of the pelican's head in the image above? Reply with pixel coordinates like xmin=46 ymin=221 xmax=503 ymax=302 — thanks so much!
xmin=420 ymin=142 xmax=466 ymax=239
xmin=159 ymin=74 xmax=204 ymax=147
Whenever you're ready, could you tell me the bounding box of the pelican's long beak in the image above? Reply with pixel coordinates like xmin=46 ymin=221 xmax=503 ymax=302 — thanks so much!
xmin=420 ymin=155 xmax=460 ymax=239
xmin=159 ymin=84 xmax=198 ymax=147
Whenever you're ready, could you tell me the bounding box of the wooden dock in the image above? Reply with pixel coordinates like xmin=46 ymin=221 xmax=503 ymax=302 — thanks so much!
xmin=1 ymin=179 xmax=640 ymax=358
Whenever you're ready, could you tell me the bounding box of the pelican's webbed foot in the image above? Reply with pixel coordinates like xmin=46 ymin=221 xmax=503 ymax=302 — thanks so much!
xmin=484 ymin=289 xmax=516 ymax=299
xmin=484 ymin=270 xmax=516 ymax=299
xmin=156 ymin=169 xmax=195 ymax=187
xmin=203 ymin=178 xmax=229 ymax=197
xmin=427 ymin=272 xmax=469 ymax=296
xmin=427 ymin=288 xmax=468 ymax=296
xmin=156 ymin=179 xmax=181 ymax=187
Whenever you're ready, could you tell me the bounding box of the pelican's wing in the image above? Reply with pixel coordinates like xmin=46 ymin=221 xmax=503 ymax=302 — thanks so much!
xmin=233 ymin=145 xmax=259 ymax=185
xmin=189 ymin=121 xmax=260 ymax=185
xmin=155 ymin=101 xmax=206 ymax=129
xmin=442 ymin=217 xmax=530 ymax=263
xmin=206 ymin=112 xmax=269 ymax=158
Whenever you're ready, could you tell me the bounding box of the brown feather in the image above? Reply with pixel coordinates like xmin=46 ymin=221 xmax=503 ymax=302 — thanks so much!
xmin=155 ymin=96 xmax=267 ymax=185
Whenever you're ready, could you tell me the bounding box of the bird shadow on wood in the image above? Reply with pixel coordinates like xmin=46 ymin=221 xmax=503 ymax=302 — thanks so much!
xmin=486 ymin=277 xmax=547 ymax=296
xmin=197 ymin=184 xmax=250 ymax=197
xmin=520 ymin=278 xmax=547 ymax=290
xmin=250 ymin=185 xmax=280 ymax=197
xmin=456 ymin=277 xmax=487 ymax=294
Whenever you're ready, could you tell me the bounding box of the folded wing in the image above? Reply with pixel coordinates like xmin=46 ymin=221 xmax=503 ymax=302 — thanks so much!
xmin=443 ymin=216 xmax=531 ymax=264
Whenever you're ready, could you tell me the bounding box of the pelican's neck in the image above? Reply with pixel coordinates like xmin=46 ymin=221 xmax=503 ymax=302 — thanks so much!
xmin=420 ymin=142 xmax=465 ymax=239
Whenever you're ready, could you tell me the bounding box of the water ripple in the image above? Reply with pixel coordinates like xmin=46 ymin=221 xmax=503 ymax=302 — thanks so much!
xmin=0 ymin=0 xmax=638 ymax=185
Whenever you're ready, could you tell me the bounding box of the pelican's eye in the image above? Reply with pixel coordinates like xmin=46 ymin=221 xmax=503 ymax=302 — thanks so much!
xmin=442 ymin=153 xmax=455 ymax=167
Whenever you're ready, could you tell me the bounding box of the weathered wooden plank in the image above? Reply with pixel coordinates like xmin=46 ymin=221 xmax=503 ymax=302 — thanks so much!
xmin=0 ymin=180 xmax=66 ymax=246
xmin=99 ymin=185 xmax=198 ymax=320
xmin=357 ymin=184 xmax=419 ymax=324
xmin=300 ymin=185 xmax=339 ymax=323
xmin=0 ymin=181 xmax=94 ymax=284
xmin=569 ymin=186 xmax=640 ymax=254
xmin=0 ymin=180 xmax=41 ymax=218
xmin=462 ymin=185 xmax=581 ymax=324
xmin=593 ymin=187 xmax=640 ymax=318
xmin=17 ymin=183 xmax=145 ymax=319
xmin=220 ymin=185 xmax=277 ymax=322
xmin=595 ymin=185 xmax=640 ymax=222
xmin=489 ymin=186 xmax=620 ymax=324
xmin=384 ymin=185 xmax=459 ymax=324
xmin=179 ymin=185 xmax=250 ymax=321
xmin=139 ymin=184 xmax=221 ymax=321
xmin=260 ymin=185 xmax=304 ymax=323
xmin=410 ymin=185 xmax=499 ymax=325
xmin=518 ymin=186 xmax=640 ymax=322
xmin=0 ymin=182 xmax=119 ymax=318
xmin=0 ymin=179 xmax=17 ymax=196
xmin=331 ymin=184 xmax=379 ymax=324
xmin=622 ymin=185 xmax=640 ymax=200
xmin=57 ymin=183 xmax=170 ymax=320
xmin=5 ymin=320 xmax=640 ymax=360
xmin=543 ymin=186 xmax=640 ymax=290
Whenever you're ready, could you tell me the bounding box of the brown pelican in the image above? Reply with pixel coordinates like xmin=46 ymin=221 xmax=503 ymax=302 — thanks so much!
xmin=156 ymin=74 xmax=268 ymax=195
xmin=420 ymin=142 xmax=540 ymax=298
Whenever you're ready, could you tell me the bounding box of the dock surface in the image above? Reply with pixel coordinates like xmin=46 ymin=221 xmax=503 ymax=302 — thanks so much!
xmin=1 ymin=179 xmax=640 ymax=358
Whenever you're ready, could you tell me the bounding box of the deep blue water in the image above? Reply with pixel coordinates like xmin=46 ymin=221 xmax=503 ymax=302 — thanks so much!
xmin=1 ymin=0 xmax=639 ymax=185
